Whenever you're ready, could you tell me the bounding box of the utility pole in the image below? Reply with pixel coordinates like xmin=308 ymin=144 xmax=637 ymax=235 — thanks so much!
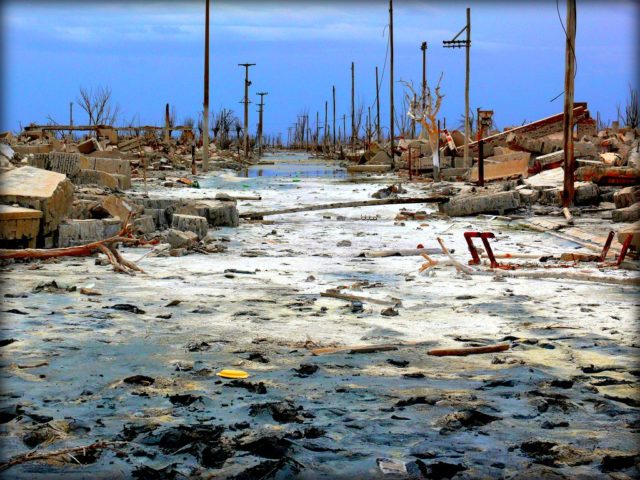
xmin=351 ymin=61 xmax=356 ymax=154
xmin=324 ymin=101 xmax=328 ymax=152
xmin=389 ymin=0 xmax=395 ymax=168
xmin=69 ymin=102 xmax=73 ymax=139
xmin=421 ymin=42 xmax=427 ymax=110
xmin=443 ymin=7 xmax=471 ymax=167
xmin=256 ymin=91 xmax=268 ymax=157
xmin=332 ymin=86 xmax=337 ymax=153
xmin=562 ymin=0 xmax=577 ymax=207
xmin=238 ymin=63 xmax=256 ymax=159
xmin=367 ymin=106 xmax=372 ymax=146
xmin=315 ymin=111 xmax=320 ymax=152
xmin=203 ymin=0 xmax=210 ymax=172
xmin=164 ymin=103 xmax=171 ymax=143
xmin=375 ymin=66 xmax=381 ymax=143
xmin=342 ymin=114 xmax=347 ymax=145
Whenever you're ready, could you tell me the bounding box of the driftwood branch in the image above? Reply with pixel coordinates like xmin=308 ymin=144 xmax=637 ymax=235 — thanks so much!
xmin=0 ymin=440 xmax=128 ymax=472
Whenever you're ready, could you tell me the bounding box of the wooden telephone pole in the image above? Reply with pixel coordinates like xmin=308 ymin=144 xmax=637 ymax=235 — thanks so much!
xmin=562 ymin=0 xmax=577 ymax=207
xmin=443 ymin=7 xmax=471 ymax=167
xmin=332 ymin=86 xmax=337 ymax=152
xmin=256 ymin=91 xmax=268 ymax=157
xmin=164 ymin=103 xmax=171 ymax=143
xmin=351 ymin=61 xmax=356 ymax=153
xmin=202 ymin=0 xmax=210 ymax=171
xmin=324 ymin=100 xmax=328 ymax=152
xmin=421 ymin=42 xmax=427 ymax=110
xmin=389 ymin=0 xmax=395 ymax=168
xmin=238 ymin=63 xmax=256 ymax=159
xmin=375 ymin=66 xmax=381 ymax=143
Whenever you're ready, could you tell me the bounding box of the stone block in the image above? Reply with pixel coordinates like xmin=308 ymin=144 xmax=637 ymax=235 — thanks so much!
xmin=613 ymin=186 xmax=639 ymax=209
xmin=144 ymin=208 xmax=171 ymax=230
xmin=164 ymin=228 xmax=199 ymax=249
xmin=74 ymin=169 xmax=118 ymax=189
xmin=612 ymin=202 xmax=640 ymax=223
xmin=132 ymin=215 xmax=156 ymax=235
xmin=0 ymin=204 xmax=42 ymax=248
xmin=30 ymin=152 xmax=82 ymax=177
xmin=517 ymin=188 xmax=539 ymax=204
xmin=57 ymin=218 xmax=121 ymax=247
xmin=171 ymin=214 xmax=208 ymax=239
xmin=0 ymin=166 xmax=74 ymax=235
xmin=101 ymin=195 xmax=139 ymax=221
xmin=617 ymin=221 xmax=640 ymax=249
xmin=176 ymin=200 xmax=239 ymax=227
xmin=439 ymin=191 xmax=520 ymax=217
xmin=12 ymin=144 xmax=54 ymax=155
xmin=77 ymin=138 xmax=99 ymax=154
xmin=574 ymin=182 xmax=600 ymax=206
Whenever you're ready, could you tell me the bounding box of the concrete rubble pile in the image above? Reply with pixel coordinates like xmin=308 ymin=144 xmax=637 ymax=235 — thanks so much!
xmin=0 ymin=125 xmax=240 ymax=253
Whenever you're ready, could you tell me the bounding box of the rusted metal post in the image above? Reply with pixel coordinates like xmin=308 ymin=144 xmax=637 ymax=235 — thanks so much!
xmin=408 ymin=145 xmax=413 ymax=180
xmin=202 ymin=0 xmax=210 ymax=172
xmin=478 ymin=138 xmax=484 ymax=186
xmin=562 ymin=0 xmax=577 ymax=207
xmin=389 ymin=0 xmax=395 ymax=168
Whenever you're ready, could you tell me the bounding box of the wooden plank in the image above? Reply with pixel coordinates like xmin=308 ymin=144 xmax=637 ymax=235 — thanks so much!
xmin=320 ymin=290 xmax=401 ymax=307
xmin=469 ymin=153 xmax=529 ymax=182
xmin=240 ymin=196 xmax=448 ymax=219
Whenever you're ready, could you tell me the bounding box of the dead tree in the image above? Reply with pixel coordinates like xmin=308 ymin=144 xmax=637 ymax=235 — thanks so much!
xmin=404 ymin=73 xmax=445 ymax=153
xmin=76 ymin=86 xmax=120 ymax=127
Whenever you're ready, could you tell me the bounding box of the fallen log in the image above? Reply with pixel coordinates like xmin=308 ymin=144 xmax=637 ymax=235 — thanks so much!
xmin=428 ymin=344 xmax=510 ymax=356
xmin=311 ymin=341 xmax=430 ymax=356
xmin=359 ymin=247 xmax=445 ymax=258
xmin=240 ymin=196 xmax=448 ymax=219
xmin=320 ymin=289 xmax=401 ymax=307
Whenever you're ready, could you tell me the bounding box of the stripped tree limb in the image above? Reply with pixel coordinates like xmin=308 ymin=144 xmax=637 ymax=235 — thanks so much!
xmin=436 ymin=237 xmax=474 ymax=274
xmin=0 ymin=440 xmax=128 ymax=472
xmin=428 ymin=344 xmax=510 ymax=356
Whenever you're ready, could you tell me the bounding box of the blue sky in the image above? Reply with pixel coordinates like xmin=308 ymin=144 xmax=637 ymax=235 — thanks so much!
xmin=1 ymin=1 xmax=638 ymax=139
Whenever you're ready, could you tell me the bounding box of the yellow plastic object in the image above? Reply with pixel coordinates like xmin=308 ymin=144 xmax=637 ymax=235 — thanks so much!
xmin=216 ymin=369 xmax=249 ymax=379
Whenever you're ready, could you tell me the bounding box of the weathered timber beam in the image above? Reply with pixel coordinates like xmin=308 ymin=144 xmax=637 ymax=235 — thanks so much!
xmin=240 ymin=196 xmax=448 ymax=219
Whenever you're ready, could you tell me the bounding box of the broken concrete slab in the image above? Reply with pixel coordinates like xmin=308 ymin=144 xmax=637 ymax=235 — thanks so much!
xmin=77 ymin=137 xmax=100 ymax=154
xmin=0 ymin=166 xmax=74 ymax=235
xmin=164 ymin=228 xmax=199 ymax=249
xmin=171 ymin=214 xmax=208 ymax=239
xmin=439 ymin=190 xmax=520 ymax=217
xmin=101 ymin=196 xmax=141 ymax=221
xmin=613 ymin=187 xmax=639 ymax=209
xmin=368 ymin=151 xmax=393 ymax=165
xmin=30 ymin=152 xmax=82 ymax=178
xmin=176 ymin=200 xmax=239 ymax=228
xmin=469 ymin=152 xmax=530 ymax=182
xmin=132 ymin=215 xmax=156 ymax=235
xmin=612 ymin=203 xmax=640 ymax=223
xmin=618 ymin=221 xmax=640 ymax=249
xmin=57 ymin=218 xmax=122 ymax=247
xmin=74 ymin=169 xmax=119 ymax=189
xmin=0 ymin=204 xmax=42 ymax=248
xmin=575 ymin=165 xmax=640 ymax=186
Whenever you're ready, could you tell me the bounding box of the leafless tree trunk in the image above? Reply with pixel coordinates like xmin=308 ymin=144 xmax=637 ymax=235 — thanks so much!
xmin=76 ymin=86 xmax=120 ymax=128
